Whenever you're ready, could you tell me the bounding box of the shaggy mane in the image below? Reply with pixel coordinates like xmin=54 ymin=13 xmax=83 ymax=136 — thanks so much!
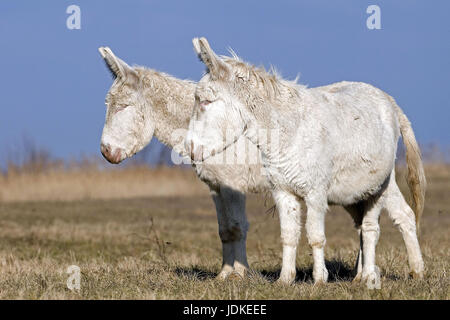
xmin=221 ymin=50 xmax=305 ymax=100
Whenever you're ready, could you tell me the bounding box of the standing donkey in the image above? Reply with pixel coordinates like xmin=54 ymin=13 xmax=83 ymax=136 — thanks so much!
xmin=98 ymin=46 xmax=425 ymax=285
xmin=98 ymin=46 xmax=266 ymax=279
xmin=185 ymin=38 xmax=426 ymax=287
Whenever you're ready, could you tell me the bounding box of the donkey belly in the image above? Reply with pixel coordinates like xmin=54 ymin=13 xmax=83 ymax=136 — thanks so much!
xmin=326 ymin=124 xmax=397 ymax=205
xmin=327 ymin=161 xmax=393 ymax=205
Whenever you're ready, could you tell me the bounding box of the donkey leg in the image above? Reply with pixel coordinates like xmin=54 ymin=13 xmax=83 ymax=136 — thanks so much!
xmin=273 ymin=190 xmax=301 ymax=285
xmin=353 ymin=229 xmax=363 ymax=282
xmin=219 ymin=186 xmax=250 ymax=278
xmin=361 ymin=198 xmax=383 ymax=289
xmin=211 ymin=189 xmax=235 ymax=280
xmin=305 ymin=193 xmax=329 ymax=284
xmin=344 ymin=203 xmax=365 ymax=282
xmin=384 ymin=178 xmax=424 ymax=279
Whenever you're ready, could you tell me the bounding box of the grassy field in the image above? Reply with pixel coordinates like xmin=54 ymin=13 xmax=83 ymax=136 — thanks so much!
xmin=0 ymin=166 xmax=448 ymax=299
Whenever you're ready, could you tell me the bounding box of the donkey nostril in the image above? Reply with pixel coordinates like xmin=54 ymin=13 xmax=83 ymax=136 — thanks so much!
xmin=112 ymin=148 xmax=123 ymax=163
xmin=101 ymin=143 xmax=111 ymax=158
xmin=101 ymin=143 xmax=124 ymax=164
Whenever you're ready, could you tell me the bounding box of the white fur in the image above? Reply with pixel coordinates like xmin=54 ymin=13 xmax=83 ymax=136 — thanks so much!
xmin=186 ymin=38 xmax=426 ymax=287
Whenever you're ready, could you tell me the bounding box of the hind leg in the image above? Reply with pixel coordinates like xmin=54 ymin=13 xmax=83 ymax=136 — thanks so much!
xmin=361 ymin=197 xmax=383 ymax=289
xmin=384 ymin=176 xmax=424 ymax=278
xmin=344 ymin=203 xmax=365 ymax=282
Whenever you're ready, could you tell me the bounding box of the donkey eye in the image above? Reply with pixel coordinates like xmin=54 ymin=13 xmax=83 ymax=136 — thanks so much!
xmin=199 ymin=100 xmax=212 ymax=107
xmin=115 ymin=105 xmax=128 ymax=113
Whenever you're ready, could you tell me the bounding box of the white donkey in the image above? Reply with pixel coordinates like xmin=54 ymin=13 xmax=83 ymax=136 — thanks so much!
xmin=185 ymin=38 xmax=426 ymax=286
xmin=98 ymin=46 xmax=267 ymax=279
xmin=98 ymin=46 xmax=425 ymax=285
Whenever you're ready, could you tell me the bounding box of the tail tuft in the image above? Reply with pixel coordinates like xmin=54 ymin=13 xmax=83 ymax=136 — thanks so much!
xmin=392 ymin=98 xmax=427 ymax=232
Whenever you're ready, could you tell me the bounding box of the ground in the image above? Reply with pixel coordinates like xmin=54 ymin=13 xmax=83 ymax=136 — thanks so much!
xmin=0 ymin=167 xmax=448 ymax=299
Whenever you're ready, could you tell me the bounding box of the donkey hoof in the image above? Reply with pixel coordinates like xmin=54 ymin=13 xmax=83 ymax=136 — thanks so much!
xmin=352 ymin=272 xmax=362 ymax=283
xmin=313 ymin=269 xmax=329 ymax=284
xmin=313 ymin=278 xmax=328 ymax=286
xmin=216 ymin=267 xmax=234 ymax=281
xmin=409 ymin=271 xmax=424 ymax=280
xmin=216 ymin=273 xmax=230 ymax=281
xmin=233 ymin=267 xmax=248 ymax=279
xmin=362 ymin=270 xmax=381 ymax=289
xmin=233 ymin=262 xmax=249 ymax=279
xmin=226 ymin=271 xmax=244 ymax=281
xmin=277 ymin=270 xmax=296 ymax=285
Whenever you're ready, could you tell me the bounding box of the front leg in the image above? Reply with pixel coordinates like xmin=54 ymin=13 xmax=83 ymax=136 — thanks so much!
xmin=273 ymin=189 xmax=302 ymax=285
xmin=212 ymin=187 xmax=250 ymax=280
xmin=305 ymin=193 xmax=329 ymax=284
xmin=211 ymin=190 xmax=235 ymax=279
xmin=218 ymin=187 xmax=249 ymax=278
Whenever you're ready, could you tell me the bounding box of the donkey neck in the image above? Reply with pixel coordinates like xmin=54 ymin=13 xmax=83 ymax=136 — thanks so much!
xmin=137 ymin=68 xmax=196 ymax=150
xmin=242 ymin=86 xmax=307 ymax=161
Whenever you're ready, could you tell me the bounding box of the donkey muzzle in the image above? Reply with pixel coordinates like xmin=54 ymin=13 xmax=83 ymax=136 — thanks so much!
xmin=100 ymin=143 xmax=124 ymax=164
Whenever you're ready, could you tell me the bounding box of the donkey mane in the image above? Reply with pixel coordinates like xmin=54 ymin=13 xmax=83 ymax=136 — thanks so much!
xmin=221 ymin=53 xmax=305 ymax=102
xmin=135 ymin=67 xmax=195 ymax=95
xmin=137 ymin=67 xmax=195 ymax=82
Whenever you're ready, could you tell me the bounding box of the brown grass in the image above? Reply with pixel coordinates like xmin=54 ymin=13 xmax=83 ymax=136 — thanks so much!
xmin=0 ymin=166 xmax=209 ymax=202
xmin=0 ymin=165 xmax=448 ymax=299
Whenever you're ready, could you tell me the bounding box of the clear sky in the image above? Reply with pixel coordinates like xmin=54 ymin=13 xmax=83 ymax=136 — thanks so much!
xmin=0 ymin=0 xmax=449 ymax=165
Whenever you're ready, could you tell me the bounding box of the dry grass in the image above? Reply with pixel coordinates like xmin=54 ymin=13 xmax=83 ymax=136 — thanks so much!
xmin=0 ymin=165 xmax=448 ymax=299
xmin=0 ymin=166 xmax=209 ymax=202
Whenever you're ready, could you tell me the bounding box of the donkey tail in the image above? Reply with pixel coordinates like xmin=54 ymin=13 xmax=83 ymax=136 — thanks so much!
xmin=391 ymin=97 xmax=427 ymax=232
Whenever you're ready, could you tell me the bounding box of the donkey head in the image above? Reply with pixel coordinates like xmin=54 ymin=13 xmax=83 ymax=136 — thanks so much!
xmin=98 ymin=47 xmax=154 ymax=164
xmin=185 ymin=38 xmax=249 ymax=162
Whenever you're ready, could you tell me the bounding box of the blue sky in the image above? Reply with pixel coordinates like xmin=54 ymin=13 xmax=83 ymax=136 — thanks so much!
xmin=0 ymin=1 xmax=448 ymax=165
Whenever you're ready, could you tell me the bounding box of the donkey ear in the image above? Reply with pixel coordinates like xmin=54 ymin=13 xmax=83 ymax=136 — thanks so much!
xmin=98 ymin=47 xmax=135 ymax=80
xmin=192 ymin=37 xmax=229 ymax=79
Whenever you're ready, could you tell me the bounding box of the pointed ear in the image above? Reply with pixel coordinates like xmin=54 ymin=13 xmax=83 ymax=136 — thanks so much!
xmin=192 ymin=37 xmax=229 ymax=80
xmin=98 ymin=47 xmax=136 ymax=80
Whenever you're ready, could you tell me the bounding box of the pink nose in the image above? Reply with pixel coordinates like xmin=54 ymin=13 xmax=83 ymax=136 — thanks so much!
xmin=100 ymin=143 xmax=123 ymax=164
